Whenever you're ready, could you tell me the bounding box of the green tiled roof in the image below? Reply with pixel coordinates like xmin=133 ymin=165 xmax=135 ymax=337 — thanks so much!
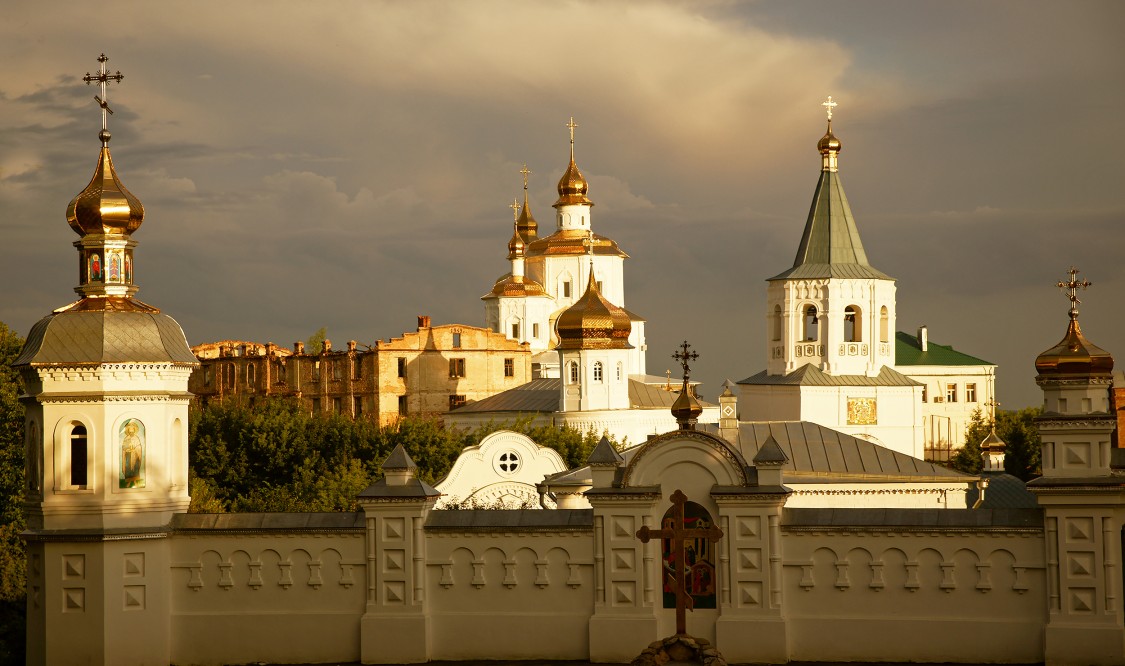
xmin=769 ymin=169 xmax=892 ymax=281
xmin=895 ymin=331 xmax=994 ymax=366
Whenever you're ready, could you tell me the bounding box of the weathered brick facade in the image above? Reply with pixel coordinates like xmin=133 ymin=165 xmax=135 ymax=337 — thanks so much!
xmin=188 ymin=317 xmax=531 ymax=425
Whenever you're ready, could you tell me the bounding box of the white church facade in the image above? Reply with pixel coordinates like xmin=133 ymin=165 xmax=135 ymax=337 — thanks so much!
xmin=16 ymin=60 xmax=1125 ymax=666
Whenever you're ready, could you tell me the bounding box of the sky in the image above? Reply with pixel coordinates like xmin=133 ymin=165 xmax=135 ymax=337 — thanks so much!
xmin=1 ymin=0 xmax=1123 ymax=409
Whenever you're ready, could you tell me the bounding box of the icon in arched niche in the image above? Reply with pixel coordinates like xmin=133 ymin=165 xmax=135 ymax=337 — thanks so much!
xmin=89 ymin=252 xmax=103 ymax=281
xmin=124 ymin=253 xmax=133 ymax=283
xmin=108 ymin=253 xmax=121 ymax=282
xmin=661 ymin=500 xmax=718 ymax=609
xmin=119 ymin=418 xmax=145 ymax=489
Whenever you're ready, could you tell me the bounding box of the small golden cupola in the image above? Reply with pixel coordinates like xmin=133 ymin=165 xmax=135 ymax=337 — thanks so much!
xmin=516 ymin=164 xmax=539 ymax=242
xmin=554 ymin=116 xmax=593 ymax=208
xmin=817 ymin=95 xmax=842 ymax=172
xmin=507 ymin=200 xmax=527 ymax=260
xmin=1035 ymin=268 xmax=1114 ymax=377
xmin=670 ymin=341 xmax=704 ymax=430
xmin=555 ymin=265 xmax=632 ymax=350
xmin=64 ymin=53 xmax=153 ymax=312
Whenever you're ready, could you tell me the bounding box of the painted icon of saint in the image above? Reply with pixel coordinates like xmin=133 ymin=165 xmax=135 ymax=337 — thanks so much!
xmin=89 ymin=253 xmax=103 ymax=281
xmin=125 ymin=254 xmax=132 ymax=283
xmin=119 ymin=419 xmax=145 ymax=489
xmin=109 ymin=254 xmax=121 ymax=282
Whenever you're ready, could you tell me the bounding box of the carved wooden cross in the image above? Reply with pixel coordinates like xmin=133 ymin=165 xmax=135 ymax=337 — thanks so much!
xmin=636 ymin=489 xmax=724 ymax=636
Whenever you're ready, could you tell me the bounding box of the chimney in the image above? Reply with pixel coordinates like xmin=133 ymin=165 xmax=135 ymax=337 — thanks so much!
xmin=418 ymin=315 xmax=431 ymax=329
xmin=917 ymin=325 xmax=928 ymax=352
xmin=294 ymin=341 xmax=304 ymax=355
xmin=322 ymin=339 xmax=331 ymax=353
xmin=347 ymin=340 xmax=357 ymax=352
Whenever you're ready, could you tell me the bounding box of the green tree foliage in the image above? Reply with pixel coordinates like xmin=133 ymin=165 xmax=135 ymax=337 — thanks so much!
xmin=187 ymin=402 xmax=617 ymax=513
xmin=305 ymin=327 xmax=328 ymax=352
xmin=949 ymin=407 xmax=1043 ymax=481
xmin=0 ymin=322 xmax=26 ymax=664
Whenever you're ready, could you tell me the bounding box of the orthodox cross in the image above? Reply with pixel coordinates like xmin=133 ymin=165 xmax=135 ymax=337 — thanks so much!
xmin=822 ymin=95 xmax=838 ymax=121
xmin=673 ymin=341 xmax=699 ymax=383
xmin=509 ymin=198 xmax=520 ymax=222
xmin=83 ymin=53 xmax=124 ymax=140
xmin=520 ymin=164 xmax=532 ymax=190
xmin=985 ymin=397 xmax=1000 ymax=424
xmin=636 ymin=489 xmax=724 ymax=636
xmin=567 ymin=116 xmax=578 ymax=144
xmin=1057 ymin=266 xmax=1091 ymax=316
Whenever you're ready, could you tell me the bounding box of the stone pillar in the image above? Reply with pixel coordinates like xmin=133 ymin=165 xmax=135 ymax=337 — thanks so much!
xmin=357 ymin=445 xmax=439 ymax=664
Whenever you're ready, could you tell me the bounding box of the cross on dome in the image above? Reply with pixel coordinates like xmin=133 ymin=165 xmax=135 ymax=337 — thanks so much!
xmin=1057 ymin=266 xmax=1092 ymax=318
xmin=520 ymin=164 xmax=531 ymax=190
xmin=673 ymin=341 xmax=699 ymax=382
xmin=83 ymin=53 xmax=124 ymax=145
xmin=509 ymin=198 xmax=520 ymax=221
xmin=822 ymin=95 xmax=838 ymax=121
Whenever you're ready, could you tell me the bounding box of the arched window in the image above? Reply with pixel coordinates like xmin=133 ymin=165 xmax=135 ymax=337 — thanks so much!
xmin=568 ymin=361 xmax=579 ymax=384
xmin=70 ymin=424 xmax=88 ymax=488
xmin=772 ymin=305 xmax=782 ymax=341
xmin=803 ymin=306 xmax=819 ymax=341
xmin=879 ymin=306 xmax=889 ymax=343
xmin=844 ymin=306 xmax=861 ymax=342
xmin=224 ymin=363 xmax=235 ymax=389
xmin=246 ymin=363 xmax=255 ymax=386
xmin=593 ymin=361 xmax=603 ymax=382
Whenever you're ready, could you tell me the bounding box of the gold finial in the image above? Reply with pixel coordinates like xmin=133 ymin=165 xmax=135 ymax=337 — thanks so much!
xmin=520 ymin=164 xmax=531 ymax=190
xmin=822 ymin=95 xmax=838 ymax=121
xmin=83 ymin=53 xmax=124 ymax=145
xmin=985 ymin=397 xmax=1000 ymax=425
xmin=509 ymin=198 xmax=520 ymax=221
xmin=1057 ymin=266 xmax=1092 ymax=319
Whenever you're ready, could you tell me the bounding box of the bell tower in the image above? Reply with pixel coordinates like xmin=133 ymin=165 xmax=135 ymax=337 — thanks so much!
xmin=16 ymin=54 xmax=197 ymax=666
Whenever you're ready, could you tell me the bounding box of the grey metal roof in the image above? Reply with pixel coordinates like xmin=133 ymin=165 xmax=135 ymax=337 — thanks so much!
xmin=587 ymin=436 xmax=624 ymax=465
xmin=425 ymin=509 xmax=593 ymax=530
xmin=783 ymin=507 xmax=1042 ymax=529
xmin=172 ymin=512 xmax=364 ymax=531
xmin=451 ymin=378 xmax=562 ymax=413
xmin=382 ymin=444 xmax=417 ymax=470
xmin=965 ymin=472 xmax=1038 ymax=509
xmin=753 ymin=435 xmax=789 ymax=465
xmin=767 ymin=169 xmax=893 ymax=282
xmin=737 ymin=364 xmax=922 ymax=387
xmin=730 ymin=421 xmax=967 ymax=482
xmin=14 ymin=310 xmax=197 ymax=366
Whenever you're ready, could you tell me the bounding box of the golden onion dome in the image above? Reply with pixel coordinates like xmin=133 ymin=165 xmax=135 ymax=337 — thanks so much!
xmin=507 ymin=224 xmax=526 ymax=259
xmin=671 ymin=382 xmax=703 ymax=427
xmin=516 ymin=196 xmax=538 ymax=242
xmin=980 ymin=428 xmax=1006 ymax=452
xmin=555 ymin=267 xmax=632 ymax=350
xmin=555 ymin=157 xmax=592 ymax=207
xmin=66 ymin=145 xmax=145 ymax=237
xmin=817 ymin=121 xmax=841 ymax=154
xmin=1034 ymin=315 xmax=1114 ymax=377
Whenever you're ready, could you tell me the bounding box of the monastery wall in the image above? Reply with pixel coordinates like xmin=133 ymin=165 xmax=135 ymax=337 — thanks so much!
xmin=167 ymin=514 xmax=366 ymax=666
xmin=423 ymin=521 xmax=595 ymax=660
xmin=780 ymin=508 xmax=1047 ymax=664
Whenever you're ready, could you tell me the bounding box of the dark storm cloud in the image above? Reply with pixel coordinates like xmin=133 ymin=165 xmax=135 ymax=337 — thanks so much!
xmin=1 ymin=1 xmax=1122 ymax=409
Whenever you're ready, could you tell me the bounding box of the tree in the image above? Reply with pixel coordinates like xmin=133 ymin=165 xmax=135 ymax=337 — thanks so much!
xmin=0 ymin=322 xmax=26 ymax=665
xmin=305 ymin=327 xmax=328 ymax=352
xmin=949 ymin=407 xmax=1042 ymax=481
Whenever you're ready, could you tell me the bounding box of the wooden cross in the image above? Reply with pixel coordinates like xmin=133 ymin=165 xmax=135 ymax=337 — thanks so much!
xmin=1057 ymin=266 xmax=1091 ymax=313
xmin=636 ymin=489 xmax=724 ymax=636
xmin=83 ymin=53 xmax=124 ymax=136
xmin=822 ymin=95 xmax=838 ymax=121
xmin=509 ymin=198 xmax=520 ymax=221
xmin=673 ymin=341 xmax=699 ymax=383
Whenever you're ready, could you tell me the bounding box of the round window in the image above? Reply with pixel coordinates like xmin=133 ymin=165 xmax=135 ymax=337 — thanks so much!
xmin=495 ymin=451 xmax=521 ymax=475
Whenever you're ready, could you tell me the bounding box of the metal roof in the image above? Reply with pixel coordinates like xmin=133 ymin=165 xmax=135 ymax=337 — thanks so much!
xmin=14 ymin=310 xmax=197 ymax=366
xmin=737 ymin=364 xmax=922 ymax=387
xmin=730 ymin=421 xmax=966 ymax=482
xmin=768 ymin=169 xmax=893 ymax=282
xmin=452 ymin=378 xmax=713 ymax=414
xmin=894 ymin=331 xmax=994 ymax=366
